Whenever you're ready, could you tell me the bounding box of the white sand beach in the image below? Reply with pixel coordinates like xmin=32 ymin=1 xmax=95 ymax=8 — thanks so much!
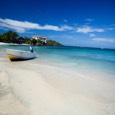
xmin=0 ymin=42 xmax=29 ymax=46
xmin=0 ymin=42 xmax=9 ymax=45
xmin=0 ymin=54 xmax=115 ymax=115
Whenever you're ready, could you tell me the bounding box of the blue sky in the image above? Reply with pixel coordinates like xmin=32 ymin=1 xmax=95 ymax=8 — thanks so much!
xmin=0 ymin=0 xmax=115 ymax=48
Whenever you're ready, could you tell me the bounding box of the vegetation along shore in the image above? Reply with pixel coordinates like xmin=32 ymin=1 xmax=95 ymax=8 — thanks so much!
xmin=0 ymin=31 xmax=62 ymax=46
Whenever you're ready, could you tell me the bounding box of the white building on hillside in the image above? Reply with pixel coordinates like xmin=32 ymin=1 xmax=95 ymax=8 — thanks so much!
xmin=32 ymin=35 xmax=46 ymax=40
xmin=32 ymin=35 xmax=47 ymax=43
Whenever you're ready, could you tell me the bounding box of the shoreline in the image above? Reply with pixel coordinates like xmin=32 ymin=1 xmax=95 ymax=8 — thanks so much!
xmin=0 ymin=42 xmax=9 ymax=45
xmin=0 ymin=42 xmax=29 ymax=46
xmin=0 ymin=57 xmax=115 ymax=115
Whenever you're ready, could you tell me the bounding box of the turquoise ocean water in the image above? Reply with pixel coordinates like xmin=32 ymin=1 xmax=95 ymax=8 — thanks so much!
xmin=0 ymin=45 xmax=115 ymax=82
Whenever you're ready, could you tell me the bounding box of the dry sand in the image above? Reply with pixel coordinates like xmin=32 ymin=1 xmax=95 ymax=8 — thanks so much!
xmin=0 ymin=70 xmax=30 ymax=115
xmin=0 ymin=55 xmax=115 ymax=115
xmin=0 ymin=42 xmax=9 ymax=45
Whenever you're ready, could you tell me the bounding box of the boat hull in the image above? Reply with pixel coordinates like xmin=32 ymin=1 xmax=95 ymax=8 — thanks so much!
xmin=6 ymin=49 xmax=36 ymax=61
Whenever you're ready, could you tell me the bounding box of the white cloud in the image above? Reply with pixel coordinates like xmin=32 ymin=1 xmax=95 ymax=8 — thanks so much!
xmin=92 ymin=38 xmax=115 ymax=43
xmin=89 ymin=34 xmax=95 ymax=37
xmin=0 ymin=18 xmax=70 ymax=33
xmin=39 ymin=24 xmax=63 ymax=31
xmin=60 ymin=25 xmax=73 ymax=30
xmin=76 ymin=26 xmax=105 ymax=34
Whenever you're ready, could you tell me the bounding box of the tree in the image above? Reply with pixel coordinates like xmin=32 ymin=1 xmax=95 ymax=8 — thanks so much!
xmin=31 ymin=39 xmax=37 ymax=45
xmin=46 ymin=40 xmax=62 ymax=46
xmin=24 ymin=37 xmax=31 ymax=44
xmin=0 ymin=34 xmax=3 ymax=42
xmin=1 ymin=30 xmax=19 ymax=43
xmin=6 ymin=30 xmax=19 ymax=43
